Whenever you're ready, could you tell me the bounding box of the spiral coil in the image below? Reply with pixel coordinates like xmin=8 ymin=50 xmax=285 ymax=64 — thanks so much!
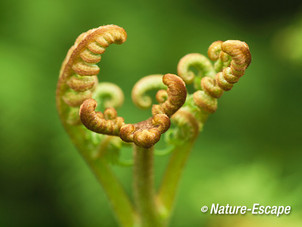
xmin=178 ymin=40 xmax=251 ymax=113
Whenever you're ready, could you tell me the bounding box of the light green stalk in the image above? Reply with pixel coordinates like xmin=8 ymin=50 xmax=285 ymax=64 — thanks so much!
xmin=133 ymin=145 xmax=163 ymax=227
xmin=89 ymin=158 xmax=138 ymax=227
xmin=157 ymin=142 xmax=195 ymax=221
xmin=65 ymin=126 xmax=137 ymax=227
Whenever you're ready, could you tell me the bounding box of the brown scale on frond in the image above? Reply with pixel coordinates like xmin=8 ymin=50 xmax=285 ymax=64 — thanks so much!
xmin=151 ymin=74 xmax=187 ymax=117
xmin=66 ymin=75 xmax=98 ymax=92
xmin=119 ymin=114 xmax=170 ymax=148
xmin=221 ymin=40 xmax=251 ymax=77
xmin=208 ymin=41 xmax=223 ymax=61
xmin=79 ymin=99 xmax=125 ymax=135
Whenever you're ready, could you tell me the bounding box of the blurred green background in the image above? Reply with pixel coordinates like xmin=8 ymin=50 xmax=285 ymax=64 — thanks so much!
xmin=1 ymin=0 xmax=302 ymax=226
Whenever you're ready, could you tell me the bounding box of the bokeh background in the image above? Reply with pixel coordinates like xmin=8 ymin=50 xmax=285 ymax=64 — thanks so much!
xmin=1 ymin=0 xmax=302 ymax=226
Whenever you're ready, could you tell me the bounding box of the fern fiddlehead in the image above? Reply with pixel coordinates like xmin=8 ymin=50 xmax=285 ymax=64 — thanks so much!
xmin=193 ymin=40 xmax=251 ymax=113
xmin=178 ymin=40 xmax=251 ymax=115
xmin=157 ymin=40 xmax=252 ymax=223
xmin=57 ymin=25 xmax=126 ymax=126
xmin=56 ymin=25 xmax=137 ymax=227
xmin=80 ymin=73 xmax=186 ymax=148
xmin=56 ymin=24 xmax=187 ymax=227
xmin=56 ymin=23 xmax=252 ymax=227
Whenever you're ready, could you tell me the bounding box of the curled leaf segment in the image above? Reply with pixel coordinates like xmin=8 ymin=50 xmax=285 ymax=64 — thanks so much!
xmin=158 ymin=40 xmax=251 ymax=145
xmin=56 ymin=25 xmax=130 ymax=165
xmin=80 ymin=73 xmax=186 ymax=148
xmin=57 ymin=25 xmax=187 ymax=154
xmin=177 ymin=40 xmax=251 ymax=126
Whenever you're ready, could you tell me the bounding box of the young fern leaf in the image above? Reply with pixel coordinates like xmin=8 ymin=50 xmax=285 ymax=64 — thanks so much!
xmin=157 ymin=41 xmax=252 ymax=221
xmin=141 ymin=41 xmax=251 ymax=147
xmin=80 ymin=73 xmax=186 ymax=148
xmin=194 ymin=40 xmax=251 ymax=112
xmin=56 ymin=25 xmax=128 ymax=162
xmin=56 ymin=24 xmax=188 ymax=227
xmin=132 ymin=75 xmax=200 ymax=148
xmin=178 ymin=40 xmax=251 ymax=123
xmin=56 ymin=25 xmax=141 ymax=227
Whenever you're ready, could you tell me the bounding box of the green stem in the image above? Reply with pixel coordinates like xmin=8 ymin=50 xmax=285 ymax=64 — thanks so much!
xmin=157 ymin=141 xmax=195 ymax=222
xmin=133 ymin=145 xmax=162 ymax=227
xmin=67 ymin=128 xmax=137 ymax=227
xmin=89 ymin=158 xmax=137 ymax=227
